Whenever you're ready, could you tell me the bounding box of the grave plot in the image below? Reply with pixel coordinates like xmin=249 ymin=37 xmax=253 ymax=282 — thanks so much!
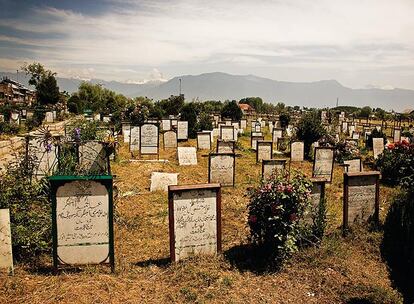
xmin=208 ymin=153 xmax=235 ymax=186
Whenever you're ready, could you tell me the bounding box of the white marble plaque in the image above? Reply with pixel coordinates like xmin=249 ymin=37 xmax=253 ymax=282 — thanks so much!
xmin=197 ymin=132 xmax=211 ymax=150
xmin=140 ymin=124 xmax=159 ymax=154
xmin=393 ymin=128 xmax=401 ymax=143
xmin=177 ymin=121 xmax=189 ymax=140
xmin=178 ymin=147 xmax=197 ymax=165
xmin=56 ymin=180 xmax=110 ymax=265
xmin=150 ymin=172 xmax=178 ymax=192
xmin=122 ymin=124 xmax=131 ymax=143
xmin=171 ymin=188 xmax=218 ymax=261
xmin=344 ymin=159 xmax=362 ymax=173
xmin=257 ymin=141 xmax=272 ymax=162
xmin=162 ymin=119 xmax=171 ymax=131
xmin=209 ymin=154 xmax=235 ymax=186
xmin=291 ymin=141 xmax=304 ymax=162
xmin=130 ymin=126 xmax=140 ymax=152
xmin=163 ymin=131 xmax=177 ymax=149
xmin=313 ymin=148 xmax=334 ymax=181
xmin=0 ymin=209 xmax=13 ymax=273
xmin=373 ymin=138 xmax=384 ymax=159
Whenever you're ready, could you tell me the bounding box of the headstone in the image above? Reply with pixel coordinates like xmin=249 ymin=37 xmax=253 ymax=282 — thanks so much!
xmin=251 ymin=132 xmax=263 ymax=137
xmin=162 ymin=119 xmax=171 ymax=131
xmin=343 ymin=158 xmax=362 ymax=173
xmin=129 ymin=126 xmax=140 ymax=152
xmin=209 ymin=153 xmax=235 ymax=186
xmin=163 ymin=131 xmax=177 ymax=149
xmin=177 ymin=121 xmax=189 ymax=140
xmin=290 ymin=141 xmax=304 ymax=162
xmin=197 ymin=132 xmax=211 ymax=150
xmin=168 ymin=184 xmax=221 ymax=262
xmin=216 ymin=140 xmax=235 ymax=154
xmin=50 ymin=177 xmax=114 ymax=271
xmin=140 ymin=124 xmax=159 ymax=155
xmin=94 ymin=113 xmax=101 ymax=121
xmin=276 ymin=137 xmax=290 ymax=153
xmin=122 ymin=124 xmax=131 ymax=143
xmin=254 ymin=122 xmax=261 ymax=132
xmin=240 ymin=119 xmax=247 ymax=130
xmin=103 ymin=116 xmax=111 ymax=123
xmin=150 ymin=172 xmax=178 ymax=192
xmin=45 ymin=111 xmax=54 ymax=123
xmin=0 ymin=115 xmax=4 ymax=122
xmin=202 ymin=130 xmax=214 ymax=143
xmin=79 ymin=141 xmax=108 ymax=174
xmin=304 ymin=178 xmax=327 ymax=224
xmin=393 ymin=127 xmax=401 ymax=143
xmin=212 ymin=128 xmax=220 ymax=138
xmin=256 ymin=141 xmax=273 ymax=163
xmin=0 ymin=209 xmax=13 ymax=274
xmin=373 ymin=138 xmax=384 ymax=159
xmin=272 ymin=128 xmax=283 ymax=148
xmin=262 ymin=159 xmax=287 ymax=180
xmin=251 ymin=135 xmax=264 ymax=151
xmin=343 ymin=171 xmax=380 ymax=230
xmin=178 ymin=147 xmax=197 ymax=165
xmin=220 ymin=125 xmax=235 ymax=141
xmin=352 ymin=131 xmax=360 ymax=140
xmin=313 ymin=147 xmax=334 ymax=182
xmin=342 ymin=121 xmax=348 ymax=134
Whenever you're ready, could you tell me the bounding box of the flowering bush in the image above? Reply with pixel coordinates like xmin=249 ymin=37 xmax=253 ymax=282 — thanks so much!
xmin=376 ymin=140 xmax=414 ymax=187
xmin=334 ymin=140 xmax=361 ymax=162
xmin=247 ymin=171 xmax=312 ymax=265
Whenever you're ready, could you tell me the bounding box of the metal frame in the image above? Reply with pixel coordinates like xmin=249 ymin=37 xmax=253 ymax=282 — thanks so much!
xmin=208 ymin=153 xmax=236 ymax=187
xmin=342 ymin=171 xmax=380 ymax=234
xmin=49 ymin=175 xmax=115 ymax=273
xmin=312 ymin=146 xmax=335 ymax=183
xmin=256 ymin=140 xmax=273 ymax=163
xmin=168 ymin=183 xmax=222 ymax=262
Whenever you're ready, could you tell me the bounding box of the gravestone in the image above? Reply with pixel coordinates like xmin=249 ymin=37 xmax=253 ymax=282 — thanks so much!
xmin=251 ymin=135 xmax=264 ymax=151
xmin=162 ymin=119 xmax=171 ymax=131
xmin=290 ymin=141 xmax=304 ymax=162
xmin=197 ymin=132 xmax=212 ymax=150
xmin=352 ymin=132 xmax=360 ymax=140
xmin=202 ymin=130 xmax=214 ymax=143
xmin=29 ymin=136 xmax=58 ymax=178
xmin=163 ymin=131 xmax=177 ymax=149
xmin=393 ymin=127 xmax=401 ymax=143
xmin=304 ymin=177 xmax=327 ymax=224
xmin=79 ymin=141 xmax=109 ymax=174
xmin=240 ymin=119 xmax=247 ymax=130
xmin=103 ymin=116 xmax=111 ymax=123
xmin=150 ymin=172 xmax=178 ymax=192
xmin=168 ymin=184 xmax=221 ymax=262
xmin=140 ymin=124 xmax=159 ymax=156
xmin=262 ymin=159 xmax=287 ymax=180
xmin=216 ymin=140 xmax=235 ymax=154
xmin=212 ymin=128 xmax=220 ymax=138
xmin=50 ymin=176 xmax=114 ymax=271
xmin=343 ymin=158 xmax=362 ymax=173
xmin=373 ymin=138 xmax=384 ymax=159
xmin=256 ymin=141 xmax=273 ymax=163
xmin=254 ymin=122 xmax=261 ymax=132
xmin=0 ymin=209 xmax=13 ymax=274
xmin=343 ymin=171 xmax=380 ymax=231
xmin=45 ymin=111 xmax=54 ymax=123
xmin=313 ymin=147 xmax=334 ymax=182
xmin=129 ymin=126 xmax=140 ymax=153
xmin=272 ymin=128 xmax=283 ymax=148
xmin=220 ymin=125 xmax=235 ymax=141
xmin=177 ymin=121 xmax=189 ymax=140
xmin=122 ymin=124 xmax=131 ymax=143
xmin=342 ymin=121 xmax=348 ymax=134
xmin=209 ymin=153 xmax=235 ymax=186
xmin=251 ymin=132 xmax=263 ymax=137
xmin=178 ymin=147 xmax=197 ymax=165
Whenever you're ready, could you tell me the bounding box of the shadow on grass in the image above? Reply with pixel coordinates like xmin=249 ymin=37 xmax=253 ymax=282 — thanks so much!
xmin=224 ymin=243 xmax=281 ymax=275
xmin=134 ymin=257 xmax=171 ymax=268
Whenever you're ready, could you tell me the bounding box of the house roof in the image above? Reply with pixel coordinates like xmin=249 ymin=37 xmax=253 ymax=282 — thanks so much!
xmin=239 ymin=103 xmax=254 ymax=111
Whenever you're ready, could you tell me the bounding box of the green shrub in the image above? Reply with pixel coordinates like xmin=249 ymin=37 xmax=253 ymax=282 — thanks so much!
xmin=221 ymin=100 xmax=243 ymax=121
xmin=247 ymin=171 xmax=312 ymax=266
xmin=180 ymin=102 xmax=199 ymax=138
xmin=0 ymin=121 xmax=20 ymax=135
xmin=197 ymin=112 xmax=213 ymax=131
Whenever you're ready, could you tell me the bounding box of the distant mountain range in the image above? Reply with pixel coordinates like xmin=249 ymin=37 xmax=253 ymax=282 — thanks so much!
xmin=2 ymin=71 xmax=413 ymax=112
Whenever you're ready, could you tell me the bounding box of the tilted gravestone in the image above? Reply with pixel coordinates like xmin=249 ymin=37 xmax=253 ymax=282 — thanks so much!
xmin=312 ymin=147 xmax=334 ymax=182
xmin=78 ymin=141 xmax=109 ymax=175
xmin=0 ymin=209 xmax=13 ymax=275
xmin=50 ymin=176 xmax=115 ymax=272
xmin=150 ymin=172 xmax=178 ymax=192
xmin=208 ymin=153 xmax=235 ymax=186
xmin=177 ymin=147 xmax=197 ymax=165
xmin=28 ymin=136 xmax=58 ymax=178
xmin=168 ymin=184 xmax=221 ymax=262
xmin=343 ymin=171 xmax=380 ymax=231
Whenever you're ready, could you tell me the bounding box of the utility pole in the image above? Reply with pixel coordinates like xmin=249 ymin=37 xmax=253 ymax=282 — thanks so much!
xmin=179 ymin=78 xmax=182 ymax=96
xmin=336 ymin=97 xmax=339 ymax=108
xmin=16 ymin=69 xmax=19 ymax=82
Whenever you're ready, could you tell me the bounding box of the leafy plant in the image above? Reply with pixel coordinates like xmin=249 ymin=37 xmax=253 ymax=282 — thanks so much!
xmin=296 ymin=111 xmax=327 ymax=158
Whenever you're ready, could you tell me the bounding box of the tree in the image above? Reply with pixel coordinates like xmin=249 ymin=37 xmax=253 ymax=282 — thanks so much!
xmin=22 ymin=62 xmax=46 ymax=87
xmin=358 ymin=106 xmax=372 ymax=119
xmin=296 ymin=111 xmax=327 ymax=158
xmin=221 ymin=100 xmax=243 ymax=121
xmin=279 ymin=112 xmax=291 ymax=128
xmin=240 ymin=97 xmax=263 ymax=113
xmin=158 ymin=95 xmax=184 ymax=116
xmin=180 ymin=102 xmax=200 ymax=138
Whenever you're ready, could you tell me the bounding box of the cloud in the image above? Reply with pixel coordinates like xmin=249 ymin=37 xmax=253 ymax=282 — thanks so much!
xmin=0 ymin=0 xmax=414 ymax=88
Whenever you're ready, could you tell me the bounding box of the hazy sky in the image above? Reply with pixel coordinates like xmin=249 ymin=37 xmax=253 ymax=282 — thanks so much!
xmin=1 ymin=0 xmax=414 ymax=89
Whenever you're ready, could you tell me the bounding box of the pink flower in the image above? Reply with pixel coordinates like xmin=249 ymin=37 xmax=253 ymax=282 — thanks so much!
xmin=248 ymin=215 xmax=257 ymax=224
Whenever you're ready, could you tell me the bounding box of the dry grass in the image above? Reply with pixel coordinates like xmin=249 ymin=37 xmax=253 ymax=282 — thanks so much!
xmin=0 ymin=130 xmax=403 ymax=304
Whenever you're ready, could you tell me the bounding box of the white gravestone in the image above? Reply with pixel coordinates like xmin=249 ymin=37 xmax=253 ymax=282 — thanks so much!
xmin=163 ymin=131 xmax=177 ymax=149
xmin=197 ymin=132 xmax=212 ymax=150
xmin=209 ymin=154 xmax=235 ymax=186
xmin=140 ymin=124 xmax=159 ymax=154
xmin=79 ymin=141 xmax=108 ymax=174
xmin=178 ymin=147 xmax=197 ymax=165
xmin=344 ymin=159 xmax=362 ymax=173
xmin=0 ymin=209 xmax=13 ymax=274
xmin=55 ymin=180 xmax=111 ymax=265
xmin=373 ymin=138 xmax=384 ymax=159
xmin=177 ymin=121 xmax=189 ymax=140
xmin=162 ymin=119 xmax=171 ymax=131
xmin=272 ymin=129 xmax=283 ymax=148
xmin=262 ymin=159 xmax=286 ymax=180
xmin=313 ymin=148 xmax=334 ymax=182
xmin=257 ymin=141 xmax=273 ymax=162
xmin=393 ymin=128 xmax=401 ymax=143
xmin=217 ymin=140 xmax=235 ymax=154
xmin=240 ymin=119 xmax=247 ymax=130
xmin=129 ymin=126 xmax=140 ymax=152
xmin=220 ymin=126 xmax=235 ymax=141
xmin=150 ymin=172 xmax=178 ymax=192
xmin=291 ymin=141 xmax=304 ymax=162
xmin=122 ymin=124 xmax=131 ymax=143
xmin=45 ymin=111 xmax=54 ymax=123
xmin=169 ymin=185 xmax=220 ymax=262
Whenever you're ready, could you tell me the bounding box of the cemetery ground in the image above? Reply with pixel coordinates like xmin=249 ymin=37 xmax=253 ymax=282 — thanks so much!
xmin=0 ymin=132 xmax=403 ymax=303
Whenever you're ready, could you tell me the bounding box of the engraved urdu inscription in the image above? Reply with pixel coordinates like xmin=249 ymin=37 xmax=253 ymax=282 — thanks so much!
xmin=313 ymin=148 xmax=334 ymax=181
xmin=173 ymin=189 xmax=217 ymax=261
xmin=140 ymin=124 xmax=158 ymax=154
xmin=347 ymin=175 xmax=377 ymax=224
xmin=0 ymin=209 xmax=13 ymax=272
xmin=178 ymin=147 xmax=198 ymax=165
xmin=209 ymin=154 xmax=234 ymax=186
xmin=164 ymin=131 xmax=177 ymax=148
xmin=56 ymin=181 xmax=110 ymax=265
xmin=291 ymin=142 xmax=304 ymax=162
xmin=130 ymin=126 xmax=140 ymax=152
xmin=257 ymin=142 xmax=272 ymax=162
xmin=197 ymin=133 xmax=211 ymax=150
